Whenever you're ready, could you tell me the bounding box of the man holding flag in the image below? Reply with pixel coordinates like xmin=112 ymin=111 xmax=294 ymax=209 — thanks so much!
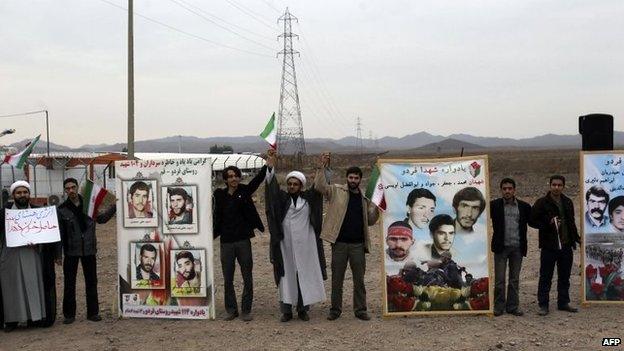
xmin=57 ymin=178 xmax=116 ymax=324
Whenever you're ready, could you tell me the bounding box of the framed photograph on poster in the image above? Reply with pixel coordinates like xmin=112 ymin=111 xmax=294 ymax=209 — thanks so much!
xmin=378 ymin=156 xmax=493 ymax=317
xmin=580 ymin=151 xmax=624 ymax=304
xmin=130 ymin=242 xmax=165 ymax=289
xmin=170 ymin=249 xmax=207 ymax=297
xmin=122 ymin=179 xmax=158 ymax=228
xmin=161 ymin=185 xmax=199 ymax=234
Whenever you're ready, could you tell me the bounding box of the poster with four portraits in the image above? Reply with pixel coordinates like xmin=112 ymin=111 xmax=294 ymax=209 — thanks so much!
xmin=379 ymin=156 xmax=493 ymax=316
xmin=581 ymin=152 xmax=624 ymax=303
xmin=116 ymin=158 xmax=215 ymax=319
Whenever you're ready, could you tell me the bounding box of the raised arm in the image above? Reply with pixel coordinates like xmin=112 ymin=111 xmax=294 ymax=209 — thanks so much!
xmin=313 ymin=152 xmax=334 ymax=199
xmin=246 ymin=164 xmax=268 ymax=194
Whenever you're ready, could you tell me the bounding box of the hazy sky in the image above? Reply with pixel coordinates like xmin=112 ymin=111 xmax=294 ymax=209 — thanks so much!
xmin=1 ymin=0 xmax=622 ymax=148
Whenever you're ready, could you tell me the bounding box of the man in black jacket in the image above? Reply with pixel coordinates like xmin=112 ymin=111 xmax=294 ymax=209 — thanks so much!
xmin=57 ymin=178 xmax=116 ymax=324
xmin=531 ymin=175 xmax=580 ymax=316
xmin=213 ymin=164 xmax=267 ymax=321
xmin=490 ymin=178 xmax=532 ymax=317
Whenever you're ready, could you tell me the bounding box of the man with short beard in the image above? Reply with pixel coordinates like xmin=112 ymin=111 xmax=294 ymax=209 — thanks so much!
xmin=167 ymin=188 xmax=192 ymax=224
xmin=136 ymin=244 xmax=160 ymax=281
xmin=585 ymin=185 xmax=609 ymax=230
xmin=175 ymin=251 xmax=201 ymax=288
xmin=0 ymin=181 xmax=61 ymax=332
xmin=264 ymin=150 xmax=326 ymax=322
xmin=385 ymin=221 xmax=427 ymax=276
xmin=58 ymin=177 xmax=116 ymax=324
xmin=314 ymin=153 xmax=380 ymax=321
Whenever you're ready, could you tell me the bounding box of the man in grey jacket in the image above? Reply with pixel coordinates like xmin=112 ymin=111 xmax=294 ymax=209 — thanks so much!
xmin=57 ymin=178 xmax=116 ymax=324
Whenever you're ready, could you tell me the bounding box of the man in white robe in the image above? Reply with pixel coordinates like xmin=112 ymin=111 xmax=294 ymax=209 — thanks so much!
xmin=264 ymin=150 xmax=327 ymax=322
xmin=0 ymin=181 xmax=59 ymax=332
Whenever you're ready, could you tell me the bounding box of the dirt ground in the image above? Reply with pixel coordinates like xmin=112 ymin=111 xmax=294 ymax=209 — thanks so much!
xmin=2 ymin=149 xmax=622 ymax=351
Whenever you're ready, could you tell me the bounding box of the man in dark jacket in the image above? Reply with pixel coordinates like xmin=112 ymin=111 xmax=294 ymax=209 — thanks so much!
xmin=57 ymin=178 xmax=116 ymax=324
xmin=490 ymin=178 xmax=532 ymax=317
xmin=213 ymin=164 xmax=267 ymax=321
xmin=531 ymin=175 xmax=580 ymax=316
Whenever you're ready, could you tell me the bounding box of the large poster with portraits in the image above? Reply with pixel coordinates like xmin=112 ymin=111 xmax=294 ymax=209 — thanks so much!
xmin=581 ymin=152 xmax=624 ymax=304
xmin=379 ymin=156 xmax=492 ymax=316
xmin=116 ymin=158 xmax=215 ymax=319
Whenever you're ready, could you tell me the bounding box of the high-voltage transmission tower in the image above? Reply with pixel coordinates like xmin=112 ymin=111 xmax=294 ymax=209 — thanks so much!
xmin=276 ymin=8 xmax=306 ymax=164
xmin=356 ymin=117 xmax=363 ymax=155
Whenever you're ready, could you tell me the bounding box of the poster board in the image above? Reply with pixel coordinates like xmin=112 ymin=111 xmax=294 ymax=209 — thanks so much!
xmin=379 ymin=156 xmax=493 ymax=316
xmin=116 ymin=158 xmax=215 ymax=319
xmin=580 ymin=151 xmax=624 ymax=304
xmin=5 ymin=206 xmax=61 ymax=247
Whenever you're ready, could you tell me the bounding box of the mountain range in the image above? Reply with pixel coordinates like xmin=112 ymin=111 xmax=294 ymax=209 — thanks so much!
xmin=8 ymin=131 xmax=624 ymax=154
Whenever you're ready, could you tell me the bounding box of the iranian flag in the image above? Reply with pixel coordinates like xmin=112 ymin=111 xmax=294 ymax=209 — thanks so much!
xmin=260 ymin=112 xmax=277 ymax=149
xmin=365 ymin=165 xmax=386 ymax=211
xmin=3 ymin=134 xmax=40 ymax=168
xmin=82 ymin=179 xmax=108 ymax=219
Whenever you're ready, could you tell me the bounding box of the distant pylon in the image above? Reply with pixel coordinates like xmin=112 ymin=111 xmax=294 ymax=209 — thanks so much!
xmin=356 ymin=117 xmax=363 ymax=155
xmin=276 ymin=8 xmax=306 ymax=164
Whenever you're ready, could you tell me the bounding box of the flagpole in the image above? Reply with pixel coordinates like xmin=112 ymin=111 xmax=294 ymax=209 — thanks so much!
xmin=45 ymin=110 xmax=50 ymax=157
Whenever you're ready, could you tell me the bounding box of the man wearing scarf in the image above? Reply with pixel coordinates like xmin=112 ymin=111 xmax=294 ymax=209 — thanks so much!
xmin=264 ymin=150 xmax=327 ymax=322
xmin=0 ymin=181 xmax=61 ymax=332
xmin=57 ymin=178 xmax=116 ymax=324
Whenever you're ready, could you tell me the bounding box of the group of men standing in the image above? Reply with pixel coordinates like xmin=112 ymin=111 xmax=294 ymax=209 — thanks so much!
xmin=213 ymin=150 xmax=379 ymax=322
xmin=491 ymin=175 xmax=580 ymax=316
xmin=0 ymin=154 xmax=586 ymax=330
xmin=0 ymin=178 xmax=115 ymax=332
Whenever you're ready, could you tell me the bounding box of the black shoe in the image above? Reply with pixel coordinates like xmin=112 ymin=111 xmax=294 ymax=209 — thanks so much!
xmin=63 ymin=317 xmax=75 ymax=325
xmin=558 ymin=305 xmax=578 ymax=313
xmin=4 ymin=322 xmax=17 ymax=333
xmin=538 ymin=307 xmax=549 ymax=316
xmin=280 ymin=313 xmax=293 ymax=322
xmin=240 ymin=313 xmax=253 ymax=322
xmin=493 ymin=310 xmax=504 ymax=316
xmin=223 ymin=312 xmax=239 ymax=321
xmin=327 ymin=312 xmax=341 ymax=321
xmin=87 ymin=315 xmax=102 ymax=322
xmin=507 ymin=309 xmax=524 ymax=316
xmin=355 ymin=312 xmax=371 ymax=321
xmin=298 ymin=311 xmax=310 ymax=321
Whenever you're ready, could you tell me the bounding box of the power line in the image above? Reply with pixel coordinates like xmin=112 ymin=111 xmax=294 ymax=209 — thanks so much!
xmin=98 ymin=0 xmax=274 ymax=58
xmin=223 ymin=0 xmax=276 ymax=31
xmin=0 ymin=110 xmax=47 ymax=118
xmin=259 ymin=0 xmax=281 ymax=14
xmin=297 ymin=27 xmax=352 ymax=127
xmin=172 ymin=0 xmax=276 ymax=42
xmin=167 ymin=0 xmax=276 ymax=51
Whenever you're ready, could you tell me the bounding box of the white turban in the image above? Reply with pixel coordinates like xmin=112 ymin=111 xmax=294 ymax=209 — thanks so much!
xmin=286 ymin=171 xmax=306 ymax=188
xmin=10 ymin=180 xmax=31 ymax=194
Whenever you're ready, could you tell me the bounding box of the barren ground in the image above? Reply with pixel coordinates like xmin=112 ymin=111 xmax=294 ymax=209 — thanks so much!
xmin=2 ymin=149 xmax=621 ymax=351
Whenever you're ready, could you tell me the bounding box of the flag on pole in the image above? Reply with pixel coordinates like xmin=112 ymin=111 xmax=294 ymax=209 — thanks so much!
xmin=82 ymin=179 xmax=109 ymax=219
xmin=365 ymin=165 xmax=386 ymax=211
xmin=260 ymin=112 xmax=277 ymax=149
xmin=2 ymin=134 xmax=41 ymax=168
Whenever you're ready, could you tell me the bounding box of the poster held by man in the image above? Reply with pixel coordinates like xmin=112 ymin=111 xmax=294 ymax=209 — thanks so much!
xmin=378 ymin=156 xmax=493 ymax=316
